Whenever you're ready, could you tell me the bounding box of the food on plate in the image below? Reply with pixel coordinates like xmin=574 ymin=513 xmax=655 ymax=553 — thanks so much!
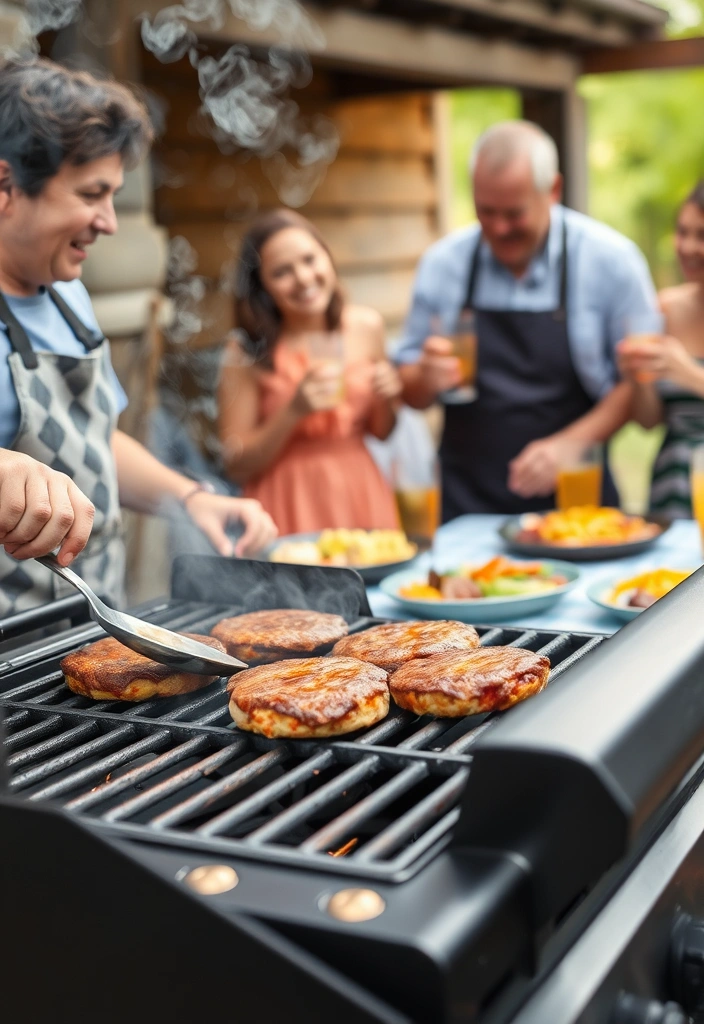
xmin=398 ymin=556 xmax=568 ymax=601
xmin=389 ymin=646 xmax=550 ymax=717
xmin=270 ymin=528 xmax=417 ymax=567
xmin=211 ymin=609 xmax=348 ymax=664
xmin=607 ymin=568 xmax=692 ymax=610
xmin=227 ymin=656 xmax=389 ymax=738
xmin=60 ymin=634 xmax=227 ymax=701
xmin=516 ymin=506 xmax=661 ymax=547
xmin=332 ymin=619 xmax=480 ymax=673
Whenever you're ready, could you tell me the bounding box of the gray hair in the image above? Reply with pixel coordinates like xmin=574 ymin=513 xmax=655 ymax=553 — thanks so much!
xmin=469 ymin=120 xmax=559 ymax=193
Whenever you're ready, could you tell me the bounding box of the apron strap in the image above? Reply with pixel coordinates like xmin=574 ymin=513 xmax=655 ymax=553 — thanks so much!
xmin=46 ymin=286 xmax=104 ymax=350
xmin=0 ymin=286 xmax=104 ymax=369
xmin=464 ymin=212 xmax=570 ymax=318
xmin=0 ymin=291 xmax=38 ymax=369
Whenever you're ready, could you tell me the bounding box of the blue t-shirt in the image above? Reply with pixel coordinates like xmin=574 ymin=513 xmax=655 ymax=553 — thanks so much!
xmin=0 ymin=279 xmax=128 ymax=448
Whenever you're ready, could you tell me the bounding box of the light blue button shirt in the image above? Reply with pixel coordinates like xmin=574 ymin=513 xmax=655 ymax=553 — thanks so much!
xmin=0 ymin=279 xmax=128 ymax=448
xmin=393 ymin=204 xmax=659 ymax=401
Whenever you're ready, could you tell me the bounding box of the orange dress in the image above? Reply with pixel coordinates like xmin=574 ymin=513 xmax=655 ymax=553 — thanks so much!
xmin=244 ymin=346 xmax=400 ymax=535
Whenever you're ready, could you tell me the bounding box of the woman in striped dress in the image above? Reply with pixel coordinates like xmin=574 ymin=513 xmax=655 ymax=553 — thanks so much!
xmin=617 ymin=183 xmax=704 ymax=519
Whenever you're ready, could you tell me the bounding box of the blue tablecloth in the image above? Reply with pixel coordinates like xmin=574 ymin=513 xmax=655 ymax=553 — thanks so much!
xmin=367 ymin=514 xmax=703 ymax=635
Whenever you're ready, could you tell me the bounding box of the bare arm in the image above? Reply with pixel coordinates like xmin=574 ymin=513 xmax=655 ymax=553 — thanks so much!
xmin=218 ymin=351 xmax=300 ymax=484
xmin=399 ymin=339 xmax=462 ymax=410
xmin=558 ymin=380 xmax=633 ymax=443
xmin=112 ymin=430 xmax=276 ymax=556
xmin=629 ymin=382 xmax=666 ymax=429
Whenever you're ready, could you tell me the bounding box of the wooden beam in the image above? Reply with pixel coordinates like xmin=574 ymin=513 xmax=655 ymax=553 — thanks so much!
xmin=582 ymin=36 xmax=704 ymax=74
xmin=131 ymin=0 xmax=579 ymax=90
xmin=416 ymin=0 xmax=647 ymax=47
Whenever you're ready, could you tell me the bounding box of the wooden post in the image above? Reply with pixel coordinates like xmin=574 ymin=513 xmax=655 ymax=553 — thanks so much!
xmin=520 ymin=85 xmax=588 ymax=213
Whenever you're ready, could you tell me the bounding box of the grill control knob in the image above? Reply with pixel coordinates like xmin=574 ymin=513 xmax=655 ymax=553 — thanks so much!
xmin=611 ymin=993 xmax=688 ymax=1024
xmin=671 ymin=912 xmax=704 ymax=1015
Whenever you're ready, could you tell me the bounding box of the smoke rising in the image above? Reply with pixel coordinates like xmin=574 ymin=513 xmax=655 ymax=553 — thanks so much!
xmin=26 ymin=0 xmax=83 ymax=35
xmin=140 ymin=0 xmax=338 ymax=207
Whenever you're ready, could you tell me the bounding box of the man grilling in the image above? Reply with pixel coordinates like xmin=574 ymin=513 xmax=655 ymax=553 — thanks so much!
xmin=0 ymin=55 xmax=276 ymax=616
xmin=396 ymin=120 xmax=659 ymax=520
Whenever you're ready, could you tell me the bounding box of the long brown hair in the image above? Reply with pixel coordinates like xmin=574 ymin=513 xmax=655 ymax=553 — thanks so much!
xmin=234 ymin=208 xmax=344 ymax=362
xmin=683 ymin=181 xmax=704 ymax=213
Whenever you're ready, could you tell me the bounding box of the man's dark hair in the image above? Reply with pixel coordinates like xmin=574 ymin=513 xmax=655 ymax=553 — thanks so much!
xmin=0 ymin=55 xmax=153 ymax=196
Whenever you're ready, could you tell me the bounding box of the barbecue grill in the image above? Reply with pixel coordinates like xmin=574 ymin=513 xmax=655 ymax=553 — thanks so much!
xmin=2 ymin=556 xmax=704 ymax=1024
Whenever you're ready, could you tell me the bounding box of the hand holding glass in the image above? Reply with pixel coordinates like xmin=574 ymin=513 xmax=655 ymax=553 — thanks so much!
xmin=432 ymin=310 xmax=477 ymax=404
xmin=622 ymin=312 xmax=665 ymax=384
xmin=307 ymin=332 xmax=345 ymax=403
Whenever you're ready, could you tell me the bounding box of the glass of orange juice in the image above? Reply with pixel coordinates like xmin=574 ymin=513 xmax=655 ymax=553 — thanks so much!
xmin=307 ymin=331 xmax=345 ymax=402
xmin=623 ymin=311 xmax=665 ymax=384
xmin=434 ymin=309 xmax=477 ymax=405
xmin=691 ymin=445 xmax=704 ymax=551
xmin=392 ymin=455 xmax=441 ymax=547
xmin=556 ymin=443 xmax=603 ymax=510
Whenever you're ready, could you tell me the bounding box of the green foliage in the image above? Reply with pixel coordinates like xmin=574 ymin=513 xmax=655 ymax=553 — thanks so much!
xmin=579 ymin=68 xmax=704 ymax=286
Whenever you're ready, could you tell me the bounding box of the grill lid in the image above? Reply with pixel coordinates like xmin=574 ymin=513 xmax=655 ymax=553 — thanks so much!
xmin=453 ymin=565 xmax=704 ymax=928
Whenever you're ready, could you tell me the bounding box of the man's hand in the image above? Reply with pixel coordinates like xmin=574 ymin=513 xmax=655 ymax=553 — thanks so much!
xmin=183 ymin=492 xmax=277 ymax=558
xmin=417 ymin=336 xmax=463 ymax=397
xmin=0 ymin=450 xmax=95 ymax=565
xmin=508 ymin=435 xmax=575 ymax=499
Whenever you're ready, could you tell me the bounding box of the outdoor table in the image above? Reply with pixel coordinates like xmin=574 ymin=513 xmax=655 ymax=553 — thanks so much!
xmin=367 ymin=513 xmax=703 ymax=635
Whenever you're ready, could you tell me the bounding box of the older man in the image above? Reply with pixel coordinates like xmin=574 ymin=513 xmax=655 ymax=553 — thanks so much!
xmin=396 ymin=120 xmax=658 ymax=518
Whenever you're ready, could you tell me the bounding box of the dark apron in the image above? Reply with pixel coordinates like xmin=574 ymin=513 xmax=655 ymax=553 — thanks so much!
xmin=440 ymin=222 xmax=618 ymax=520
xmin=0 ymin=287 xmax=125 ymax=616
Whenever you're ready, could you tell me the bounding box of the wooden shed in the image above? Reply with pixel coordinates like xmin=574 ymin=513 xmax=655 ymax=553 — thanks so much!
xmin=111 ymin=0 xmax=669 ymax=346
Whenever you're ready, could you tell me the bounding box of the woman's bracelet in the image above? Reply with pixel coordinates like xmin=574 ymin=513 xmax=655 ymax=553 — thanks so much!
xmin=179 ymin=481 xmax=216 ymax=509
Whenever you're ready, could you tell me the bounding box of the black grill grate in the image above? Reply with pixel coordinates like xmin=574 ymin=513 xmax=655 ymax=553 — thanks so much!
xmin=0 ymin=599 xmax=604 ymax=881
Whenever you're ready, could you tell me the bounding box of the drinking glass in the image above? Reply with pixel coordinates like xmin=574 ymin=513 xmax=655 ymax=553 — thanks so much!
xmin=392 ymin=455 xmax=441 ymax=547
xmin=623 ymin=311 xmax=665 ymax=384
xmin=307 ymin=332 xmax=345 ymax=403
xmin=433 ymin=309 xmax=478 ymax=405
xmin=691 ymin=445 xmax=704 ymax=551
xmin=556 ymin=442 xmax=603 ymax=510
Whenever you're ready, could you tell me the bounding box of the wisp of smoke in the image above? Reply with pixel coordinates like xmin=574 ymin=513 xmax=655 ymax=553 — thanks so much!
xmin=26 ymin=0 xmax=83 ymax=35
xmin=140 ymin=0 xmax=338 ymax=207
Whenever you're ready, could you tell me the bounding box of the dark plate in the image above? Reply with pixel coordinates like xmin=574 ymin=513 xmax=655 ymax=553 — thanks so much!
xmin=263 ymin=531 xmax=429 ymax=584
xmin=498 ymin=513 xmax=672 ymax=562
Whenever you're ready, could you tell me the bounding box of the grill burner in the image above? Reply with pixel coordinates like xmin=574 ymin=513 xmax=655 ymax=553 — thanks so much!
xmin=4 ymin=557 xmax=704 ymax=1024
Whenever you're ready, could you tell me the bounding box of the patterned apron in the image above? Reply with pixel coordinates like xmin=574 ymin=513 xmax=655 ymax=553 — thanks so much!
xmin=0 ymin=287 xmax=125 ymax=616
xmin=440 ymin=220 xmax=619 ymax=519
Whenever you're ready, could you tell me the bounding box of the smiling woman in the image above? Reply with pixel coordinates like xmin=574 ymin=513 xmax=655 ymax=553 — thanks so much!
xmin=218 ymin=209 xmax=403 ymax=535
xmin=0 ymin=56 xmax=277 ymax=617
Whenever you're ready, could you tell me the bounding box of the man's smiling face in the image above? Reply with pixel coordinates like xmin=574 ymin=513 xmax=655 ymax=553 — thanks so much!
xmin=0 ymin=152 xmax=122 ymax=294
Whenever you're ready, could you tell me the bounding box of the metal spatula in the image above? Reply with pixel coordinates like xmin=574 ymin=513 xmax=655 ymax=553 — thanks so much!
xmin=36 ymin=554 xmax=248 ymax=675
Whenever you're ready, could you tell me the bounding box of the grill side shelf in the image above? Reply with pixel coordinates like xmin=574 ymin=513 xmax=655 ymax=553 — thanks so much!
xmin=452 ymin=565 xmax=704 ymax=931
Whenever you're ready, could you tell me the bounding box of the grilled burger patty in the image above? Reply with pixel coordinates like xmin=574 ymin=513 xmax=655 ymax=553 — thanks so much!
xmin=332 ymin=619 xmax=480 ymax=673
xmin=60 ymin=634 xmax=227 ymax=701
xmin=389 ymin=646 xmax=550 ymax=717
xmin=227 ymin=656 xmax=389 ymax=738
xmin=211 ymin=609 xmax=349 ymax=664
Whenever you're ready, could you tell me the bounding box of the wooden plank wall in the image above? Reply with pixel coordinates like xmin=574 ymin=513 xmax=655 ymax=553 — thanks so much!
xmin=142 ymin=52 xmax=440 ymax=348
